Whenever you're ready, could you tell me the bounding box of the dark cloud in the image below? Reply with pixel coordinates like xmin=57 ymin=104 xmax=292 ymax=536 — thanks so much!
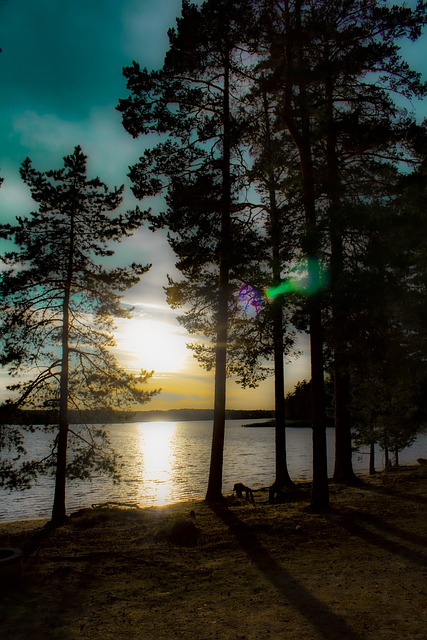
xmin=2 ymin=1 xmax=134 ymax=114
xmin=0 ymin=1 xmax=188 ymax=179
xmin=0 ymin=0 xmax=187 ymax=309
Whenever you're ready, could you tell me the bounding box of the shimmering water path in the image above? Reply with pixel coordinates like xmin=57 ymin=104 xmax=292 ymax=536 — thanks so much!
xmin=1 ymin=420 xmax=426 ymax=521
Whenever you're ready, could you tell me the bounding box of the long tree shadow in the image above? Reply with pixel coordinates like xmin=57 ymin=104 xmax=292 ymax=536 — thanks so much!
xmin=209 ymin=503 xmax=362 ymax=640
xmin=356 ymin=480 xmax=427 ymax=506
xmin=354 ymin=511 xmax=427 ymax=547
xmin=330 ymin=511 xmax=427 ymax=568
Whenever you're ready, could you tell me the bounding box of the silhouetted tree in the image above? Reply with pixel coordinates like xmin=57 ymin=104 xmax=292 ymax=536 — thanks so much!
xmin=245 ymin=83 xmax=303 ymax=489
xmin=118 ymin=0 xmax=258 ymax=501
xmin=352 ymin=333 xmax=424 ymax=471
xmin=351 ymin=142 xmax=427 ymax=471
xmin=252 ymin=0 xmax=427 ymax=505
xmin=184 ymin=80 xmax=303 ymax=490
xmin=252 ymin=0 xmax=330 ymax=510
xmin=0 ymin=146 xmax=158 ymax=524
xmin=305 ymin=0 xmax=427 ymax=484
xmin=285 ymin=380 xmax=312 ymax=420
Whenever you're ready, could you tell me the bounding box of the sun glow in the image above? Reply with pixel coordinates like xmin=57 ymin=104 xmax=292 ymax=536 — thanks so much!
xmin=115 ymin=317 xmax=190 ymax=374
xmin=138 ymin=422 xmax=176 ymax=505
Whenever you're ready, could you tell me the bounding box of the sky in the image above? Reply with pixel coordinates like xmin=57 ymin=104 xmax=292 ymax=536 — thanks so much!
xmin=0 ymin=1 xmax=426 ymax=411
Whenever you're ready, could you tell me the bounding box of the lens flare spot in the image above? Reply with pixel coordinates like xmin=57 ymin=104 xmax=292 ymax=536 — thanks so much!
xmin=237 ymin=284 xmax=264 ymax=317
xmin=266 ymin=259 xmax=329 ymax=302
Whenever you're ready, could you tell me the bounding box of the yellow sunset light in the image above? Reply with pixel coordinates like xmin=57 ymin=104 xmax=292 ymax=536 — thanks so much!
xmin=115 ymin=317 xmax=190 ymax=374
xmin=139 ymin=422 xmax=176 ymax=505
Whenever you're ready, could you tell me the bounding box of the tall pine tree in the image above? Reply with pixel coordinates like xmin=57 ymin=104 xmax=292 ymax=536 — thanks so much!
xmin=118 ymin=0 xmax=259 ymax=501
xmin=0 ymin=146 xmax=158 ymax=524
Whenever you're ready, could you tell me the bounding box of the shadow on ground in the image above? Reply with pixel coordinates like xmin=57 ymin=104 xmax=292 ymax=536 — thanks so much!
xmin=210 ymin=503 xmax=362 ymax=640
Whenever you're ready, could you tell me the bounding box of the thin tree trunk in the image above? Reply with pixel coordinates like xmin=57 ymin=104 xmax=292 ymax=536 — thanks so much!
xmin=384 ymin=446 xmax=390 ymax=469
xmin=369 ymin=442 xmax=376 ymax=475
xmin=272 ymin=302 xmax=294 ymax=488
xmin=206 ymin=46 xmax=231 ymax=503
xmin=292 ymin=0 xmax=329 ymax=511
xmin=331 ymin=239 xmax=356 ymax=484
xmin=333 ymin=365 xmax=357 ymax=482
xmin=278 ymin=0 xmax=329 ymax=510
xmin=309 ymin=298 xmax=329 ymax=511
xmin=324 ymin=68 xmax=358 ymax=485
xmin=262 ymin=88 xmax=294 ymax=489
xmin=51 ymin=213 xmax=75 ymax=525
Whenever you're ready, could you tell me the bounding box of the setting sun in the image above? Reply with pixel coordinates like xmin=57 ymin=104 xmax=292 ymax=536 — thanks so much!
xmin=114 ymin=316 xmax=190 ymax=374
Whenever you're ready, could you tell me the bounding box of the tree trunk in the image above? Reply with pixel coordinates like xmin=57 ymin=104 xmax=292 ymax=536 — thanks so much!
xmin=51 ymin=213 xmax=75 ymax=525
xmin=384 ymin=446 xmax=390 ymax=469
xmin=333 ymin=366 xmax=357 ymax=483
xmin=272 ymin=302 xmax=294 ymax=488
xmin=52 ymin=370 xmax=69 ymax=525
xmin=206 ymin=46 xmax=231 ymax=503
xmin=394 ymin=448 xmax=399 ymax=467
xmin=369 ymin=443 xmax=376 ymax=475
xmin=309 ymin=298 xmax=329 ymax=511
xmin=321 ymin=64 xmax=357 ymax=485
xmin=280 ymin=0 xmax=329 ymax=512
xmin=262 ymin=88 xmax=294 ymax=490
xmin=206 ymin=292 xmax=228 ymax=501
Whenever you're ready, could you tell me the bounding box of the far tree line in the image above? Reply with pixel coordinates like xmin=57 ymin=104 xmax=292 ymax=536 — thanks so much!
xmin=1 ymin=0 xmax=427 ymax=523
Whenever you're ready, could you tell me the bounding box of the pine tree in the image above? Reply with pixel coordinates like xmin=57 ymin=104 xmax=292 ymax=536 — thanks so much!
xmin=350 ymin=141 xmax=427 ymax=471
xmin=118 ymin=0 xmax=258 ymax=501
xmin=303 ymin=0 xmax=427 ymax=484
xmin=251 ymin=0 xmax=427 ymax=506
xmin=245 ymin=82 xmax=304 ymax=489
xmin=253 ymin=0 xmax=330 ymax=510
xmin=0 ymin=146 xmax=158 ymax=524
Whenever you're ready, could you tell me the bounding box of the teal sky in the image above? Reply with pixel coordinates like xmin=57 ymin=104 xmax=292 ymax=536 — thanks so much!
xmin=0 ymin=0 xmax=184 ymax=187
xmin=0 ymin=1 xmax=426 ymax=410
xmin=0 ymin=0 xmax=217 ymax=410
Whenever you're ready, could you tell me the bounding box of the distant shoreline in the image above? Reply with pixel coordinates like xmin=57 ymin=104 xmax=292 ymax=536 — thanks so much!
xmin=243 ymin=419 xmax=311 ymax=428
xmin=242 ymin=419 xmax=336 ymax=428
xmin=117 ymin=409 xmax=276 ymax=423
xmin=0 ymin=408 xmax=277 ymax=425
xmin=0 ymin=408 xmax=332 ymax=425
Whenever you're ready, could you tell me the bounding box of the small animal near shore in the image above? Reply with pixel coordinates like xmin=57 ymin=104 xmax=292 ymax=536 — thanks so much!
xmin=233 ymin=482 xmax=255 ymax=502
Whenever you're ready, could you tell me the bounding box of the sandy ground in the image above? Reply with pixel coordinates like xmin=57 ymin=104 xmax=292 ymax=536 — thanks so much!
xmin=0 ymin=466 xmax=426 ymax=640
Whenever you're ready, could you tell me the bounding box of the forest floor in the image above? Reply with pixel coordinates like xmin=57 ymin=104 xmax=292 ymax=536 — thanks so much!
xmin=0 ymin=465 xmax=426 ymax=640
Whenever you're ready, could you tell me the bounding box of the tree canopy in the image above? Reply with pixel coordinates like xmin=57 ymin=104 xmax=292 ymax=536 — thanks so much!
xmin=117 ymin=0 xmax=427 ymax=508
xmin=0 ymin=146 xmax=159 ymax=523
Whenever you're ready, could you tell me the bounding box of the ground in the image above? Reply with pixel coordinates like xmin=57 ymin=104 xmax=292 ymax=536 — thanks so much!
xmin=0 ymin=466 xmax=426 ymax=640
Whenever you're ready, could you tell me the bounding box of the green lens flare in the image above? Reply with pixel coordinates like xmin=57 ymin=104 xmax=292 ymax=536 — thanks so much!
xmin=265 ymin=281 xmax=293 ymax=301
xmin=266 ymin=259 xmax=329 ymax=302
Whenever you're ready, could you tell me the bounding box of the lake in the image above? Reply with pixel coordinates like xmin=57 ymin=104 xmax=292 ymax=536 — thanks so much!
xmin=1 ymin=420 xmax=426 ymax=522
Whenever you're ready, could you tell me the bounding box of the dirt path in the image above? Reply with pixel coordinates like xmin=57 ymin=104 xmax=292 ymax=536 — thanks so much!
xmin=1 ymin=466 xmax=426 ymax=639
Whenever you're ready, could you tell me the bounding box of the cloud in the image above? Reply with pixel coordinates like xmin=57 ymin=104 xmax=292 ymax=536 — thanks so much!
xmin=4 ymin=106 xmax=145 ymax=216
xmin=121 ymin=0 xmax=184 ymax=68
xmin=0 ymin=171 xmax=34 ymax=221
xmin=144 ymin=369 xmax=215 ymax=411
xmin=133 ymin=302 xmax=177 ymax=315
xmin=7 ymin=104 xmax=166 ymax=203
xmin=11 ymin=107 xmax=137 ymax=173
xmin=11 ymin=111 xmax=79 ymax=154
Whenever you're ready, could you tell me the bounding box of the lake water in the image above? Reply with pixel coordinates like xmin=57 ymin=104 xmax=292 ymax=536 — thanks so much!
xmin=1 ymin=420 xmax=426 ymax=522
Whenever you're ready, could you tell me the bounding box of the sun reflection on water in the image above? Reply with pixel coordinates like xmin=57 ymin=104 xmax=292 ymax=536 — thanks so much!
xmin=2 ymin=422 xmax=427 ymax=521
xmin=138 ymin=422 xmax=177 ymax=505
